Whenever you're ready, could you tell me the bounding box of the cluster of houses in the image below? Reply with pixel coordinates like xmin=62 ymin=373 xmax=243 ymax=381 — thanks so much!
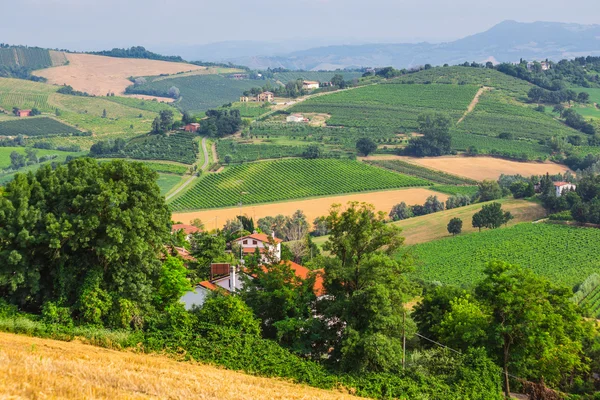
xmin=171 ymin=225 xmax=323 ymax=309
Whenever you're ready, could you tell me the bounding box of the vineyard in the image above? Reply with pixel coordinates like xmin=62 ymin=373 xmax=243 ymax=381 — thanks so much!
xmin=104 ymin=96 xmax=177 ymax=113
xmin=450 ymin=132 xmax=552 ymax=160
xmin=0 ymin=117 xmax=81 ymax=137
xmin=388 ymin=66 xmax=533 ymax=96
xmin=572 ymin=274 xmax=600 ymax=318
xmin=430 ymin=185 xmax=479 ymax=197
xmin=407 ymin=223 xmax=600 ymax=288
xmin=97 ymin=132 xmax=198 ymax=164
xmin=0 ymin=92 xmax=52 ymax=112
xmin=0 ymin=47 xmax=52 ymax=69
xmin=365 ymin=159 xmax=477 ymax=185
xmin=169 ymin=159 xmax=431 ymax=211
xmin=272 ymin=71 xmax=363 ymax=84
xmin=291 ymin=84 xmax=479 ymax=133
xmin=125 ymin=74 xmax=261 ymax=113
xmin=217 ymin=140 xmax=308 ymax=162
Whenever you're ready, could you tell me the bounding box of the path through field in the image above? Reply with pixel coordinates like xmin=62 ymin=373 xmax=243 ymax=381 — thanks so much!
xmin=457 ymin=86 xmax=490 ymax=124
xmin=173 ymin=188 xmax=448 ymax=231
xmin=165 ymin=137 xmax=208 ymax=201
xmin=0 ymin=332 xmax=360 ymax=400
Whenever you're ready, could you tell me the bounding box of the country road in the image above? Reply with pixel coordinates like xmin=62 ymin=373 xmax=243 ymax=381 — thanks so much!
xmin=165 ymin=136 xmax=208 ymax=201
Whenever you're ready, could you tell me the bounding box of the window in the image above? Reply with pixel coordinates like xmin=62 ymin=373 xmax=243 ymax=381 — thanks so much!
xmin=243 ymin=240 xmax=248 ymax=245
xmin=253 ymin=240 xmax=257 ymax=245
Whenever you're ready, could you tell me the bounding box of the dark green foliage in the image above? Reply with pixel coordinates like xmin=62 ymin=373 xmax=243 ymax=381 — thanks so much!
xmin=476 ymin=180 xmax=503 ymax=202
xmin=355 ymin=137 xmax=377 ymax=156
xmin=194 ymin=295 xmax=261 ymax=337
xmin=509 ymin=181 xmax=535 ymax=198
xmin=405 ymin=113 xmax=452 ymax=157
xmin=89 ymin=46 xmax=184 ymax=62
xmin=57 ymin=85 xmax=90 ymax=97
xmin=389 ymin=202 xmax=413 ymax=221
xmin=447 ymin=218 xmax=463 ymax=235
xmin=0 ymin=158 xmax=172 ymax=325
xmin=0 ymin=117 xmax=82 ymax=137
xmin=217 ymin=140 xmax=312 ymax=163
xmin=92 ymin=133 xmax=197 ymax=164
xmin=471 ymin=202 xmax=511 ymax=230
xmin=199 ymin=109 xmax=242 ymax=138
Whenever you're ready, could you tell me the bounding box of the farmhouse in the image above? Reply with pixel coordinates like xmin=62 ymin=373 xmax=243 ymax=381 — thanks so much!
xmin=15 ymin=109 xmax=32 ymax=117
xmin=554 ymin=181 xmax=576 ymax=197
xmin=240 ymin=96 xmax=249 ymax=102
xmin=172 ymin=223 xmax=202 ymax=242
xmin=302 ymin=81 xmax=320 ymax=90
xmin=233 ymin=231 xmax=282 ymax=263
xmin=230 ymin=73 xmax=248 ymax=80
xmin=183 ymin=123 xmax=201 ymax=133
xmin=286 ymin=113 xmax=308 ymax=123
xmin=180 ymin=260 xmax=324 ymax=309
xmin=256 ymin=91 xmax=274 ymax=102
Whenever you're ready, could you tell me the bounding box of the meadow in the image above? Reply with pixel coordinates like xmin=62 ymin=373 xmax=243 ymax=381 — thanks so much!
xmin=450 ymin=131 xmax=552 ymax=160
xmin=103 ymin=96 xmax=177 ymax=113
xmin=0 ymin=117 xmax=81 ymax=137
xmin=407 ymin=223 xmax=600 ymax=288
xmin=126 ymin=74 xmax=261 ymax=113
xmin=169 ymin=159 xmax=431 ymax=211
xmin=157 ymin=173 xmax=183 ymax=196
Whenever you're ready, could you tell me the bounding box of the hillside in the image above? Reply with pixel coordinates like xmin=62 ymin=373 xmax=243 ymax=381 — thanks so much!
xmin=0 ymin=332 xmax=360 ymax=400
xmin=226 ymin=21 xmax=600 ymax=70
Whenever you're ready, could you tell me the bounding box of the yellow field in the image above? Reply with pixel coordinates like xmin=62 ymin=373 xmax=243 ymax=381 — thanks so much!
xmin=360 ymin=155 xmax=572 ymax=181
xmin=34 ymin=53 xmax=206 ymax=96
xmin=173 ymin=188 xmax=448 ymax=231
xmin=0 ymin=332 xmax=362 ymax=400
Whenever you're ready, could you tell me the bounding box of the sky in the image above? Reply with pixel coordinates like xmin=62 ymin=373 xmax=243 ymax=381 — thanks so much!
xmin=1 ymin=0 xmax=599 ymax=51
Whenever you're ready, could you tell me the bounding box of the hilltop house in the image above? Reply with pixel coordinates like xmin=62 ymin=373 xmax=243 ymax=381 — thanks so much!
xmin=256 ymin=91 xmax=274 ymax=102
xmin=180 ymin=260 xmax=325 ymax=309
xmin=233 ymin=232 xmax=282 ymax=263
xmin=302 ymin=81 xmax=320 ymax=90
xmin=183 ymin=123 xmax=201 ymax=133
xmin=286 ymin=113 xmax=308 ymax=123
xmin=554 ymin=182 xmax=576 ymax=197
xmin=240 ymin=96 xmax=249 ymax=102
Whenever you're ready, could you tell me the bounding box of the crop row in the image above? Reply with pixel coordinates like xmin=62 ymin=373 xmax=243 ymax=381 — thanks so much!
xmin=169 ymin=159 xmax=431 ymax=211
xmin=0 ymin=92 xmax=52 ymax=112
xmin=0 ymin=117 xmax=81 ymax=137
xmin=366 ymin=160 xmax=477 ymax=185
xmin=408 ymin=223 xmax=600 ymax=288
xmin=450 ymin=131 xmax=552 ymax=161
xmin=98 ymin=132 xmax=198 ymax=164
xmin=0 ymin=47 xmax=52 ymax=69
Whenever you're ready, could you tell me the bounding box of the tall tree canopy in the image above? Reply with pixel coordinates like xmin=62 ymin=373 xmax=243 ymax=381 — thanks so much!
xmin=0 ymin=158 xmax=172 ymax=326
xmin=405 ymin=112 xmax=452 ymax=157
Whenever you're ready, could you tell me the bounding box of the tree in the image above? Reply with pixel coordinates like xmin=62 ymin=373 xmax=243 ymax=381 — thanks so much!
xmin=389 ymin=202 xmax=413 ymax=221
xmin=9 ymin=151 xmax=25 ymax=169
xmin=182 ymin=111 xmax=193 ymax=125
xmin=472 ymin=211 xmax=484 ymax=232
xmin=472 ymin=202 xmax=510 ymax=230
xmin=223 ymin=154 xmax=232 ymax=164
xmin=195 ymin=294 xmax=261 ymax=336
xmin=30 ymin=108 xmax=41 ymax=116
xmin=477 ymin=180 xmax=502 ymax=201
xmin=578 ymin=92 xmax=590 ymax=103
xmin=412 ymin=285 xmax=465 ymax=346
xmin=102 ymin=109 xmax=107 ymax=118
xmin=154 ymin=256 xmax=191 ymax=308
xmin=0 ymin=159 xmax=172 ymax=325
xmin=405 ymin=112 xmax=452 ymax=157
xmin=356 ymin=137 xmax=377 ymax=156
xmin=423 ymin=195 xmax=445 ymax=214
xmin=302 ymin=144 xmax=321 ymax=159
xmin=25 ymin=148 xmax=38 ymax=164
xmin=189 ymin=232 xmax=231 ymax=281
xmin=151 ymin=117 xmax=162 ymax=134
xmin=553 ymin=103 xmax=565 ymax=117
xmin=527 ymin=87 xmax=545 ymax=104
xmin=331 ymin=74 xmax=345 ymax=87
xmin=312 ymin=216 xmax=330 ymax=236
xmin=168 ymin=86 xmax=180 ymax=99
xmin=190 ymin=218 xmax=204 ymax=230
xmin=447 ymin=218 xmax=463 ymax=235
xmin=509 ymin=181 xmax=535 ymax=199
xmin=159 ymin=109 xmax=174 ymax=131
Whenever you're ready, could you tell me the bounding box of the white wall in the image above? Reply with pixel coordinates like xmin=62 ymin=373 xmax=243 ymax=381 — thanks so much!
xmin=180 ymin=286 xmax=210 ymax=310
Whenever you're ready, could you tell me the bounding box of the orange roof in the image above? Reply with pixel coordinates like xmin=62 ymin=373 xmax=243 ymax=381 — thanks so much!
xmin=242 ymin=247 xmax=268 ymax=254
xmin=198 ymin=281 xmax=229 ymax=295
xmin=553 ymin=181 xmax=571 ymax=187
xmin=235 ymin=232 xmax=282 ymax=244
xmin=281 ymin=260 xmax=325 ymax=296
xmin=174 ymin=247 xmax=196 ymax=261
xmin=172 ymin=224 xmax=201 ymax=235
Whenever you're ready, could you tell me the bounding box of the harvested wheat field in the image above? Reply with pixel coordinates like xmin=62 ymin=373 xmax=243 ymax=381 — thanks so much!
xmin=34 ymin=53 xmax=205 ymax=96
xmin=0 ymin=332 xmax=362 ymax=400
xmin=173 ymin=188 xmax=447 ymax=231
xmin=362 ymin=155 xmax=572 ymax=181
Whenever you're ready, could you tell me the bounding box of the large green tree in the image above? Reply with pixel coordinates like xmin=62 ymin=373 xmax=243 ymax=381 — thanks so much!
xmin=405 ymin=112 xmax=452 ymax=157
xmin=0 ymin=158 xmax=171 ymax=326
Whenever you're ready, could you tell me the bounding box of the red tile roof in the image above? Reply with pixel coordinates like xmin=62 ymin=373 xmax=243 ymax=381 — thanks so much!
xmin=553 ymin=181 xmax=571 ymax=187
xmin=172 ymin=224 xmax=201 ymax=235
xmin=198 ymin=281 xmax=230 ymax=295
xmin=235 ymin=232 xmax=282 ymax=244
xmin=281 ymin=260 xmax=325 ymax=296
xmin=174 ymin=247 xmax=196 ymax=261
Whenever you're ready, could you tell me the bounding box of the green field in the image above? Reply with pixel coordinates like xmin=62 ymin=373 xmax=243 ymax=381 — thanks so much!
xmin=272 ymin=71 xmax=363 ymax=84
xmin=217 ymin=139 xmax=310 ymax=162
xmin=291 ymin=84 xmax=479 ymax=134
xmin=125 ymin=74 xmax=262 ymax=114
xmin=169 ymin=159 xmax=431 ymax=211
xmin=366 ymin=159 xmax=477 ymax=185
xmin=430 ymin=185 xmax=479 ymax=197
xmin=0 ymin=47 xmax=52 ymax=69
xmin=407 ymin=223 xmax=600 ymax=288
xmin=103 ymin=96 xmax=177 ymax=113
xmin=0 ymin=117 xmax=81 ymax=137
xmin=0 ymin=147 xmax=76 ymax=169
xmin=450 ymin=132 xmax=552 ymax=160
xmin=96 ymin=132 xmax=198 ymax=164
xmin=157 ymin=173 xmax=183 ymax=195
xmin=227 ymin=102 xmax=271 ymax=118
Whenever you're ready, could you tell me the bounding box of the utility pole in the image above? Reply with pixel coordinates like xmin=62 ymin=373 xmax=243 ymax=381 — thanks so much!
xmin=402 ymin=310 xmax=406 ymax=370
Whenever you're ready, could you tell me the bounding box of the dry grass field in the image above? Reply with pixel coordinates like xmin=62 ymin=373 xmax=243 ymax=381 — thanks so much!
xmin=361 ymin=155 xmax=572 ymax=180
xmin=173 ymin=188 xmax=447 ymax=231
xmin=34 ymin=53 xmax=205 ymax=96
xmin=0 ymin=332 xmax=362 ymax=400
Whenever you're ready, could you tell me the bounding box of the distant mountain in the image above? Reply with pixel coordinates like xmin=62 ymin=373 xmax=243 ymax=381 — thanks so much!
xmin=220 ymin=21 xmax=600 ymax=70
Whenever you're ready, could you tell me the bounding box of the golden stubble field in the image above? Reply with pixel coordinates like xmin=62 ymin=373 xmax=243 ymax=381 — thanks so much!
xmin=0 ymin=332 xmax=362 ymax=400
xmin=172 ymin=188 xmax=448 ymax=230
xmin=360 ymin=155 xmax=572 ymax=181
xmin=34 ymin=53 xmax=206 ymax=97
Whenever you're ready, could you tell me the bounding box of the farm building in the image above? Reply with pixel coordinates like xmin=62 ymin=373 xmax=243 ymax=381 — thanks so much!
xmin=240 ymin=96 xmax=249 ymax=102
xmin=230 ymin=73 xmax=248 ymax=80
xmin=233 ymin=231 xmax=282 ymax=263
xmin=180 ymin=260 xmax=324 ymax=309
xmin=286 ymin=113 xmax=308 ymax=123
xmin=302 ymin=81 xmax=320 ymax=90
xmin=526 ymin=61 xmax=551 ymax=71
xmin=256 ymin=91 xmax=274 ymax=102
xmin=554 ymin=182 xmax=576 ymax=197
xmin=183 ymin=123 xmax=201 ymax=133
xmin=15 ymin=109 xmax=32 ymax=117
xmin=172 ymin=223 xmax=202 ymax=241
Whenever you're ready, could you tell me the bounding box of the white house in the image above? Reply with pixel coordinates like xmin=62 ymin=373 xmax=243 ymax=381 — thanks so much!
xmin=233 ymin=232 xmax=282 ymax=263
xmin=286 ymin=113 xmax=308 ymax=123
xmin=302 ymin=80 xmax=320 ymax=90
xmin=554 ymin=181 xmax=576 ymax=197
xmin=180 ymin=281 xmax=220 ymax=310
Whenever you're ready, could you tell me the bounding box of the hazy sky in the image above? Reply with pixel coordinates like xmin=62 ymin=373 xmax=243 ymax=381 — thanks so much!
xmin=2 ymin=0 xmax=599 ymax=50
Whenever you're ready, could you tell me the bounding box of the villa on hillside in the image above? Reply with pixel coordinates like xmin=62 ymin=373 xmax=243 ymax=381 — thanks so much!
xmin=286 ymin=113 xmax=308 ymax=123
xmin=554 ymin=182 xmax=576 ymax=197
xmin=233 ymin=232 xmax=282 ymax=263
xmin=183 ymin=123 xmax=201 ymax=133
xmin=302 ymin=81 xmax=320 ymax=90
xmin=256 ymin=91 xmax=274 ymax=102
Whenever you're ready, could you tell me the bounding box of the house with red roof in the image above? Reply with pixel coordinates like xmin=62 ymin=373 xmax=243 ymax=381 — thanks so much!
xmin=233 ymin=231 xmax=282 ymax=263
xmin=553 ymin=181 xmax=576 ymax=197
xmin=171 ymin=224 xmax=201 ymax=242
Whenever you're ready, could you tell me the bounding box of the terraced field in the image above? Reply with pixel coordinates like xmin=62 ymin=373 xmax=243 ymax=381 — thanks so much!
xmin=169 ymin=159 xmax=431 ymax=211
xmin=0 ymin=117 xmax=81 ymax=137
xmin=407 ymin=223 xmax=600 ymax=288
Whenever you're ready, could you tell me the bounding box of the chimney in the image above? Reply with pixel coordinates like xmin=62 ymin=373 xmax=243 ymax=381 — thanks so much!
xmin=230 ymin=265 xmax=237 ymax=291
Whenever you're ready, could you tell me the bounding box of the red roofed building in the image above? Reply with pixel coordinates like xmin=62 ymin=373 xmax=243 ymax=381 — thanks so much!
xmin=172 ymin=224 xmax=202 ymax=235
xmin=233 ymin=232 xmax=282 ymax=263
xmin=553 ymin=181 xmax=576 ymax=197
xmin=183 ymin=123 xmax=201 ymax=133
xmin=16 ymin=109 xmax=32 ymax=117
